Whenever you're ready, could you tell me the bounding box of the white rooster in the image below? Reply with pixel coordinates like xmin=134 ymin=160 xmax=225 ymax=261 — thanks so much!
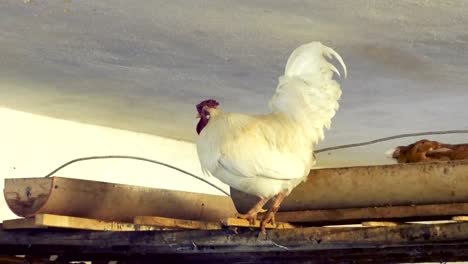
xmin=195 ymin=42 xmax=346 ymax=232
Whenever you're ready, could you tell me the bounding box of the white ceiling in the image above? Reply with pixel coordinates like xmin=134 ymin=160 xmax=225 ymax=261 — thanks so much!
xmin=2 ymin=0 xmax=467 ymax=151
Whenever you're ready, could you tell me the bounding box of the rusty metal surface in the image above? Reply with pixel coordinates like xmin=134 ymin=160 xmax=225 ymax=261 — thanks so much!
xmin=274 ymin=202 xmax=468 ymax=224
xmin=4 ymin=177 xmax=237 ymax=222
xmin=232 ymin=160 xmax=468 ymax=213
xmin=3 ymin=177 xmax=52 ymax=217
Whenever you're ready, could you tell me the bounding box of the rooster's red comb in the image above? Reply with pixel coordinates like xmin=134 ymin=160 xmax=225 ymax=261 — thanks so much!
xmin=196 ymin=99 xmax=219 ymax=113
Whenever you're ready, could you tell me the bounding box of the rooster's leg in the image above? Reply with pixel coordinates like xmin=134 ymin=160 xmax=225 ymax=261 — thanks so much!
xmin=236 ymin=197 xmax=269 ymax=225
xmin=260 ymin=192 xmax=287 ymax=234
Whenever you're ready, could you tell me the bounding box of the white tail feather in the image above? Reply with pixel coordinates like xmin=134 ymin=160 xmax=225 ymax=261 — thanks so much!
xmin=269 ymin=42 xmax=346 ymax=143
xmin=284 ymin=42 xmax=347 ymax=80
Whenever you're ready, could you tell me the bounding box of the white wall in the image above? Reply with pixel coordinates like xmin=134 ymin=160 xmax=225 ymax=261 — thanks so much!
xmin=0 ymin=107 xmax=228 ymax=221
xmin=2 ymin=107 xmax=466 ymax=221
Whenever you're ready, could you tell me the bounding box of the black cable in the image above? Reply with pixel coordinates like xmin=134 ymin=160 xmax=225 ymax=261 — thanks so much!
xmin=43 ymin=155 xmax=229 ymax=196
xmin=315 ymin=129 xmax=468 ymax=154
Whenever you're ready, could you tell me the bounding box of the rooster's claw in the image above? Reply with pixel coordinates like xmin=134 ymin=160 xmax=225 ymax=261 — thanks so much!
xmin=236 ymin=212 xmax=258 ymax=225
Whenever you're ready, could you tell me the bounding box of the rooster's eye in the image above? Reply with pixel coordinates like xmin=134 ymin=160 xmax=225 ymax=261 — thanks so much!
xmin=206 ymin=114 xmax=210 ymax=119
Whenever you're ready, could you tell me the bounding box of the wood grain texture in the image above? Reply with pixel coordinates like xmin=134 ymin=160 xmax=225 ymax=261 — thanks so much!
xmin=3 ymin=214 xmax=164 ymax=231
xmin=220 ymin=217 xmax=295 ymax=229
xmin=134 ymin=216 xmax=222 ymax=230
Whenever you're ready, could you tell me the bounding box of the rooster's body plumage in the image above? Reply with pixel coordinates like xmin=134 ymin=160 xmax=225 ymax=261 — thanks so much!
xmin=195 ymin=42 xmax=346 ymax=230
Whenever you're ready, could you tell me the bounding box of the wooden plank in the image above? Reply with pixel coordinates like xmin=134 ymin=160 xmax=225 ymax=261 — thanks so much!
xmin=134 ymin=216 xmax=222 ymax=230
xmin=452 ymin=216 xmax=468 ymax=221
xmin=362 ymin=221 xmax=400 ymax=227
xmin=2 ymin=217 xmax=47 ymax=230
xmin=0 ymin=256 xmax=31 ymax=264
xmin=2 ymin=214 xmax=165 ymax=231
xmin=220 ymin=217 xmax=295 ymax=229
xmin=274 ymin=202 xmax=468 ymax=224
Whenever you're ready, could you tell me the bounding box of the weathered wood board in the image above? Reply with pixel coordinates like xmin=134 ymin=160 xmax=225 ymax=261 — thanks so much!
xmin=134 ymin=216 xmax=294 ymax=230
xmin=134 ymin=216 xmax=223 ymax=230
xmin=2 ymin=214 xmax=164 ymax=231
xmin=2 ymin=214 xmax=294 ymax=232
xmin=221 ymin=217 xmax=295 ymax=229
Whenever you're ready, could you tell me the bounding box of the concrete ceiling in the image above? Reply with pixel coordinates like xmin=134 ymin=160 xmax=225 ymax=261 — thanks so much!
xmin=2 ymin=0 xmax=467 ymax=147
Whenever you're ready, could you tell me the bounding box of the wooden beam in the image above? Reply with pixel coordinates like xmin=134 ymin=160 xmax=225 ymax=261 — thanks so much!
xmin=220 ymin=218 xmax=295 ymax=229
xmin=1 ymin=217 xmax=47 ymax=230
xmin=134 ymin=216 xmax=222 ymax=230
xmin=274 ymin=202 xmax=468 ymax=224
xmin=134 ymin=216 xmax=296 ymax=230
xmin=2 ymin=214 xmax=165 ymax=231
xmin=453 ymin=216 xmax=468 ymax=221
xmin=361 ymin=221 xmax=400 ymax=227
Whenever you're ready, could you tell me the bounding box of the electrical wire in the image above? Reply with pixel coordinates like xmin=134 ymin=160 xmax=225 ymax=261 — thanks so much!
xmin=43 ymin=155 xmax=230 ymax=196
xmin=42 ymin=130 xmax=468 ymax=196
xmin=315 ymin=129 xmax=468 ymax=154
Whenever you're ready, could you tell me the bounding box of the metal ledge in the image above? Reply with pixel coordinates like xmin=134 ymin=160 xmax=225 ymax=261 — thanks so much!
xmin=4 ymin=176 xmax=237 ymax=222
xmin=232 ymin=160 xmax=468 ymax=213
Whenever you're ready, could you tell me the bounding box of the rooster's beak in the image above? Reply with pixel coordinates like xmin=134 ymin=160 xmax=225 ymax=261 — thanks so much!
xmin=196 ymin=113 xmax=201 ymax=118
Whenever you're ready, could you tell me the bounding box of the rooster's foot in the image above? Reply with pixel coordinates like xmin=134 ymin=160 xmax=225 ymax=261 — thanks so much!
xmin=260 ymin=210 xmax=277 ymax=234
xmin=260 ymin=192 xmax=287 ymax=234
xmin=236 ymin=212 xmax=259 ymax=225
xmin=236 ymin=198 xmax=269 ymax=225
